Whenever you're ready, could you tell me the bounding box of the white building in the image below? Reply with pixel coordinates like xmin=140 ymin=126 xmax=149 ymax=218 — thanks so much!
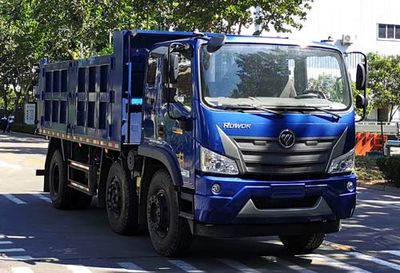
xmin=244 ymin=0 xmax=400 ymax=121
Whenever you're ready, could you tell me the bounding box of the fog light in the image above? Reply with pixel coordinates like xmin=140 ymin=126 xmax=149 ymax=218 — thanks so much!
xmin=346 ymin=181 xmax=355 ymax=192
xmin=211 ymin=183 xmax=221 ymax=195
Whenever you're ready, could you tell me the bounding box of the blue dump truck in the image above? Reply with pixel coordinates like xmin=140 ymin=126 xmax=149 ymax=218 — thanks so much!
xmin=36 ymin=29 xmax=368 ymax=256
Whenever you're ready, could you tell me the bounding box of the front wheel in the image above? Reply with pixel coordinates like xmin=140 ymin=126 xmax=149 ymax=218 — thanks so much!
xmin=147 ymin=169 xmax=192 ymax=257
xmin=279 ymin=233 xmax=325 ymax=253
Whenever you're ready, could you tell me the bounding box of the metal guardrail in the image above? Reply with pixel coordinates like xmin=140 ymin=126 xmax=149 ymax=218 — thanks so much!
xmin=356 ymin=122 xmax=400 ymax=134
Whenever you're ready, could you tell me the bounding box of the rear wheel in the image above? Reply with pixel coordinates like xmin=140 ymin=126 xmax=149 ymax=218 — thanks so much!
xmin=49 ymin=149 xmax=93 ymax=210
xmin=105 ymin=161 xmax=139 ymax=234
xmin=48 ymin=150 xmax=71 ymax=209
xmin=279 ymin=233 xmax=325 ymax=253
xmin=147 ymin=169 xmax=192 ymax=257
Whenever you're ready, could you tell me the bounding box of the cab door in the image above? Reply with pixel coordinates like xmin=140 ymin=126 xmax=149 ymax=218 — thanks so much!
xmin=156 ymin=44 xmax=195 ymax=189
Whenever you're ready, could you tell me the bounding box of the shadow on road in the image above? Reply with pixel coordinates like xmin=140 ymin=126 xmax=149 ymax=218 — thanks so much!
xmin=0 ymin=146 xmax=48 ymax=155
xmin=0 ymin=133 xmax=47 ymax=144
xmin=0 ymin=188 xmax=399 ymax=272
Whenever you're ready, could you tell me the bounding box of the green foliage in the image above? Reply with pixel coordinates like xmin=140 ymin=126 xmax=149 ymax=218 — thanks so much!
xmin=10 ymin=123 xmax=37 ymax=134
xmin=355 ymin=156 xmax=384 ymax=181
xmin=368 ymin=52 xmax=400 ymax=121
xmin=0 ymin=0 xmax=313 ymax=114
xmin=376 ymin=156 xmax=400 ymax=187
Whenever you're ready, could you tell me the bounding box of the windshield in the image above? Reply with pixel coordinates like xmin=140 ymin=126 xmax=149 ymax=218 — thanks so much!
xmin=200 ymin=44 xmax=351 ymax=111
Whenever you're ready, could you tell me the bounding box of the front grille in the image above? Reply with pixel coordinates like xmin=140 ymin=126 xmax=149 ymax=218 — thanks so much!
xmin=233 ymin=136 xmax=337 ymax=176
xmin=252 ymin=196 xmax=320 ymax=209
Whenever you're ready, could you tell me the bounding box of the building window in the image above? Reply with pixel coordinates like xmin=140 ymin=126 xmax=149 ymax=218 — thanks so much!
xmin=378 ymin=24 xmax=400 ymax=40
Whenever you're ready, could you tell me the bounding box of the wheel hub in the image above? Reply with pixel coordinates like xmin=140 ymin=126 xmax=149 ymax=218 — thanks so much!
xmin=148 ymin=190 xmax=169 ymax=236
xmin=107 ymin=177 xmax=122 ymax=215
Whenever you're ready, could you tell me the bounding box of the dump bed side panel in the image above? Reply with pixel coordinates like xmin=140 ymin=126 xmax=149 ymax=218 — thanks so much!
xmin=37 ymin=30 xmax=195 ymax=149
xmin=37 ymin=54 xmax=122 ymax=150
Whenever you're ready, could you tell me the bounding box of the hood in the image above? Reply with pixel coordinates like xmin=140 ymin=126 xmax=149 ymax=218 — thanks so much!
xmin=196 ymin=105 xmax=355 ymax=176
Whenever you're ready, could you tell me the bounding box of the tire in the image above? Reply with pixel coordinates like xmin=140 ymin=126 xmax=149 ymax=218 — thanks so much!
xmin=48 ymin=150 xmax=71 ymax=209
xmin=279 ymin=233 xmax=325 ymax=253
xmin=105 ymin=161 xmax=139 ymax=234
xmin=147 ymin=169 xmax=192 ymax=257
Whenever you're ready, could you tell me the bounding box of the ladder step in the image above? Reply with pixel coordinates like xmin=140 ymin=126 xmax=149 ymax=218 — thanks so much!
xmin=68 ymin=159 xmax=90 ymax=172
xmin=67 ymin=159 xmax=96 ymax=195
xmin=68 ymin=179 xmax=90 ymax=193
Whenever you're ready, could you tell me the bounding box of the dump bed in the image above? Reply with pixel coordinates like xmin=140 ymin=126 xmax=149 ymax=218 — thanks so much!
xmin=36 ymin=30 xmax=193 ymax=150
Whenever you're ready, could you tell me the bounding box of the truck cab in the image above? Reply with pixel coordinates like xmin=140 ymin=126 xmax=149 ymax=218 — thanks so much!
xmin=140 ymin=32 xmax=366 ymax=252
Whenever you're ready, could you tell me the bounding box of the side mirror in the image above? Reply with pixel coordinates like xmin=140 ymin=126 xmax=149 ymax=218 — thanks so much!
xmin=356 ymin=94 xmax=367 ymax=109
xmin=206 ymin=35 xmax=226 ymax=53
xmin=169 ymin=53 xmax=179 ymax=84
xmin=356 ymin=63 xmax=366 ymax=91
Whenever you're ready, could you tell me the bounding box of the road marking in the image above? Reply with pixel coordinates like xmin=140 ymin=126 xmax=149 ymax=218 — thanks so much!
xmin=218 ymin=259 xmax=261 ymax=273
xmin=0 ymin=241 xmax=12 ymax=245
xmin=0 ymin=248 xmax=26 ymax=253
xmin=300 ymin=254 xmax=371 ymax=273
xmin=11 ymin=267 xmax=34 ymax=273
xmin=325 ymin=241 xmax=355 ymax=251
xmin=348 ymin=252 xmax=400 ymax=271
xmin=0 ymin=160 xmax=21 ymax=170
xmin=168 ymin=260 xmax=204 ymax=272
xmin=3 ymin=194 xmax=27 ymax=205
xmin=261 ymin=256 xmax=318 ymax=273
xmin=118 ymin=262 xmax=149 ymax=273
xmin=382 ymin=250 xmax=400 ymax=257
xmin=283 ymin=262 xmax=319 ymax=273
xmin=33 ymin=193 xmax=52 ymax=203
xmin=2 ymin=256 xmax=33 ymax=261
xmin=66 ymin=265 xmax=93 ymax=273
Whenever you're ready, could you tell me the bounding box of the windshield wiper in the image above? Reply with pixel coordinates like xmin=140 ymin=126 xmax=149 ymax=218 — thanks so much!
xmin=278 ymin=105 xmax=341 ymax=120
xmin=217 ymin=104 xmax=284 ymax=117
xmin=302 ymin=106 xmax=341 ymax=120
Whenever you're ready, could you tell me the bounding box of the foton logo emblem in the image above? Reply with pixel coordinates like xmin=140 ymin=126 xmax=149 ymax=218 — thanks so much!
xmin=223 ymin=123 xmax=252 ymax=129
xmin=279 ymin=129 xmax=295 ymax=149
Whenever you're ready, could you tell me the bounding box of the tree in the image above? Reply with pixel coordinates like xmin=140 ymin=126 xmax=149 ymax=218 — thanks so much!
xmin=368 ymin=53 xmax=400 ymax=121
xmin=135 ymin=0 xmax=313 ymax=34
xmin=0 ymin=0 xmax=314 ymax=114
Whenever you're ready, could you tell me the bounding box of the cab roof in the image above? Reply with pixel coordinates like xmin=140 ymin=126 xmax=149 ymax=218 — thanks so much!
xmin=128 ymin=29 xmax=342 ymax=53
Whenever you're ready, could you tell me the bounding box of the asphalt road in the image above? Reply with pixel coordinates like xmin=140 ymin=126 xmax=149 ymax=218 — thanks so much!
xmin=1 ymin=133 xmax=400 ymax=273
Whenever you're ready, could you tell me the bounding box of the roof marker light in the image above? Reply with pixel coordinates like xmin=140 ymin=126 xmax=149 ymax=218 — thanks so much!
xmin=131 ymin=98 xmax=143 ymax=105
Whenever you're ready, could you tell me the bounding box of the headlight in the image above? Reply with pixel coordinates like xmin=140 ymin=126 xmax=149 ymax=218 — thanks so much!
xmin=328 ymin=149 xmax=355 ymax=174
xmin=200 ymin=146 xmax=239 ymax=175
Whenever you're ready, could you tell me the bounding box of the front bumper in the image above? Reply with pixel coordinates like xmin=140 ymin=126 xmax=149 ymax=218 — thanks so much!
xmin=192 ymin=220 xmax=341 ymax=238
xmin=194 ymin=174 xmax=357 ymax=225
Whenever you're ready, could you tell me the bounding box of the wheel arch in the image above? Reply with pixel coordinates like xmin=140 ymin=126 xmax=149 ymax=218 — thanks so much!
xmin=138 ymin=146 xmax=183 ymax=186
xmin=137 ymin=146 xmax=183 ymax=228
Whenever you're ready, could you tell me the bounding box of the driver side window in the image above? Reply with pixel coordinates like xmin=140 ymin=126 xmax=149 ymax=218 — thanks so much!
xmin=174 ymin=52 xmax=193 ymax=111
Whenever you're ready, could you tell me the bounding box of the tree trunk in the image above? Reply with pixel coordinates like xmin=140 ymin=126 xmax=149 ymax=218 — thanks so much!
xmin=390 ymin=104 xmax=399 ymax=122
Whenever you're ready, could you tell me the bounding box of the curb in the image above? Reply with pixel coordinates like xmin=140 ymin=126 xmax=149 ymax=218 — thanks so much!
xmin=358 ymin=180 xmax=400 ymax=194
xmin=9 ymin=131 xmax=45 ymax=139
